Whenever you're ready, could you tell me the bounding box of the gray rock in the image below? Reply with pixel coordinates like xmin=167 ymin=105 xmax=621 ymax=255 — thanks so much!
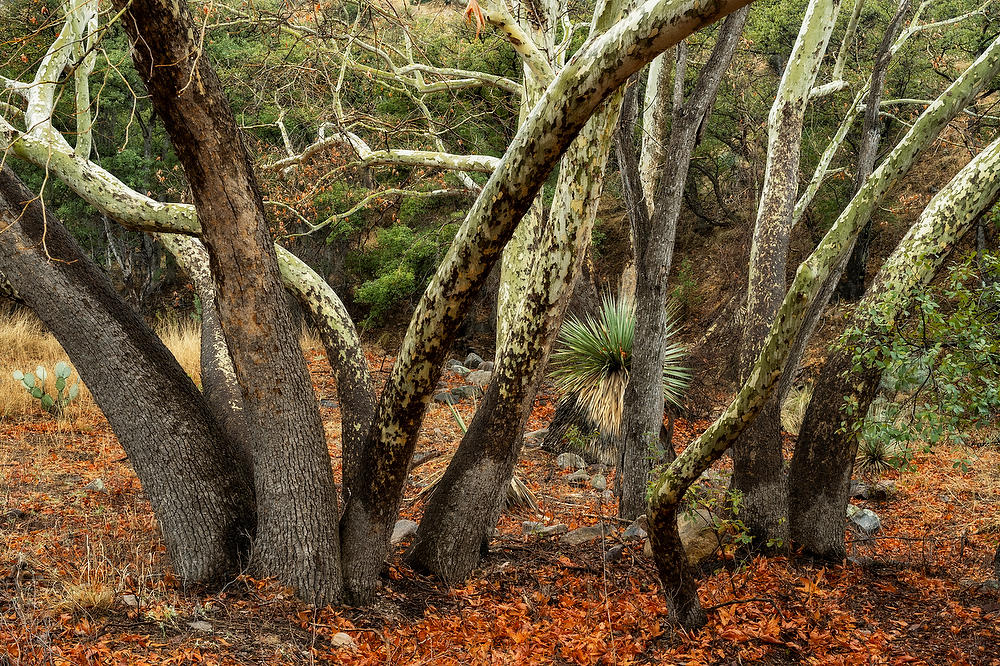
xmin=320 ymin=399 xmax=338 ymax=408
xmin=846 ymin=503 xmax=881 ymax=535
xmin=605 ymin=544 xmax=624 ymax=563
xmin=556 ymin=452 xmax=587 ymax=470
xmin=464 ymin=353 xmax=484 ymax=369
xmin=590 ymin=474 xmax=607 ymax=492
xmin=468 ymin=370 xmax=492 ymax=387
xmin=84 ymin=478 xmax=106 ymax=492
xmin=450 ymin=386 xmax=478 ymax=399
xmin=121 ymin=594 xmax=139 ymax=608
xmin=433 ymin=391 xmax=455 ymax=405
xmin=331 ymin=632 xmax=357 ymax=650
xmin=871 ymin=480 xmax=897 ymax=500
xmin=641 ymin=509 xmax=721 ymax=565
xmin=451 ymin=365 xmax=472 ymax=377
xmin=479 ymin=361 xmax=494 ymax=372
xmin=959 ymin=579 xmax=1000 ymax=592
xmin=446 ymin=358 xmax=464 ymax=369
xmin=187 ymin=621 xmax=213 ymax=632
xmin=390 ymin=519 xmax=419 ymax=544
xmin=622 ymin=519 xmax=647 ymax=542
xmin=522 ymin=521 xmax=568 ymax=537
xmin=567 ymin=470 xmax=591 ymax=484
xmin=561 ymin=524 xmax=608 ymax=546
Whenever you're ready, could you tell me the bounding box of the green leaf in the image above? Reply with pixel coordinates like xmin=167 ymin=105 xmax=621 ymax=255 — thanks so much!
xmin=35 ymin=366 xmax=47 ymax=383
xmin=68 ymin=383 xmax=80 ymax=401
xmin=41 ymin=394 xmax=54 ymax=409
xmin=55 ymin=377 xmax=66 ymax=392
xmin=31 ymin=387 xmax=42 ymax=399
xmin=55 ymin=361 xmax=71 ymax=378
xmin=12 ymin=370 xmax=23 ymax=381
xmin=22 ymin=372 xmax=35 ymax=388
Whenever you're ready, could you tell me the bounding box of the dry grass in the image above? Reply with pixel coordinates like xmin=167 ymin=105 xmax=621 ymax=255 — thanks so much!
xmin=0 ymin=308 xmax=323 ymax=420
xmin=780 ymin=383 xmax=813 ymax=436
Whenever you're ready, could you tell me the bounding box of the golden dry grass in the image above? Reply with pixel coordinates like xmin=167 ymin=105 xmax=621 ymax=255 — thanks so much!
xmin=0 ymin=308 xmax=323 ymax=419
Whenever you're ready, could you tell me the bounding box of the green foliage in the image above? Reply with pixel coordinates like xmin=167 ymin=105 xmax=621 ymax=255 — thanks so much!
xmin=350 ymin=223 xmax=458 ymax=327
xmin=844 ymin=250 xmax=1000 ymax=467
xmin=13 ymin=362 xmax=80 ymax=419
xmin=549 ymin=294 xmax=690 ymax=437
xmin=669 ymin=258 xmax=699 ymax=311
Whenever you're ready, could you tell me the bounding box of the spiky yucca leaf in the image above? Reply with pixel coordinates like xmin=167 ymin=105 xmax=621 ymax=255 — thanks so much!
xmin=549 ymin=294 xmax=690 ymax=438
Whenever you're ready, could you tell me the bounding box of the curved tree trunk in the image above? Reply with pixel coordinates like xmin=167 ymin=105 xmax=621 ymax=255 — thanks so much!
xmin=407 ymin=0 xmax=629 ymax=578
xmin=730 ymin=0 xmax=841 ymax=547
xmin=115 ymin=0 xmax=344 ymax=603
xmin=620 ymin=6 xmax=749 ymax=521
xmin=788 ymin=136 xmax=1000 ymax=559
xmin=338 ymin=0 xmax=755 ymax=604
xmin=0 ymin=167 xmax=256 ymax=583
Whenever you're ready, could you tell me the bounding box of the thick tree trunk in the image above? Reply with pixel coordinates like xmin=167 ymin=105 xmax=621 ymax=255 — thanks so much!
xmin=116 ymin=0 xmax=343 ymax=603
xmin=788 ymin=136 xmax=1000 ymax=559
xmin=649 ymin=505 xmax=707 ymax=629
xmin=731 ymin=0 xmax=841 ymax=546
xmin=0 ymin=167 xmax=256 ymax=583
xmin=620 ymin=7 xmax=749 ymax=521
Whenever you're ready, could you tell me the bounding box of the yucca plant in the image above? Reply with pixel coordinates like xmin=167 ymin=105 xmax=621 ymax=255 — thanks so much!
xmin=549 ymin=294 xmax=690 ymax=438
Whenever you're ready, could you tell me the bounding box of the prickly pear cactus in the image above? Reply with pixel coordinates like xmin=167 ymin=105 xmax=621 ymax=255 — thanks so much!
xmin=13 ymin=361 xmax=80 ymax=418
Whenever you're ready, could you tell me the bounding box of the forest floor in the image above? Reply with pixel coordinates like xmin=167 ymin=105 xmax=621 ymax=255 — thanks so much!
xmin=2 ymin=348 xmax=1000 ymax=665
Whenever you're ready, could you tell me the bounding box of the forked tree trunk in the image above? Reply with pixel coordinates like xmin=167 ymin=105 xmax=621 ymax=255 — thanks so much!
xmin=620 ymin=7 xmax=749 ymax=520
xmin=116 ymin=0 xmax=343 ymax=603
xmin=731 ymin=0 xmax=840 ymax=546
xmin=0 ymin=167 xmax=256 ymax=583
xmin=788 ymin=136 xmax=1000 ymax=559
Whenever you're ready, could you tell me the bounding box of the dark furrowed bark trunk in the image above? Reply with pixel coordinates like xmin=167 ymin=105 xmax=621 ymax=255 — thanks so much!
xmin=787 ymin=346 xmax=881 ymax=559
xmin=0 ymin=168 xmax=256 ymax=583
xmin=116 ymin=0 xmax=343 ymax=603
xmin=621 ymin=8 xmax=749 ymax=521
xmin=649 ymin=504 xmax=707 ymax=630
xmin=728 ymin=396 xmax=786 ymax=544
xmin=406 ymin=378 xmax=536 ymax=580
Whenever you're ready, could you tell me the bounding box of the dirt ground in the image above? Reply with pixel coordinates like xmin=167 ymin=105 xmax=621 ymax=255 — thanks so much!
xmin=2 ymin=349 xmax=999 ymax=665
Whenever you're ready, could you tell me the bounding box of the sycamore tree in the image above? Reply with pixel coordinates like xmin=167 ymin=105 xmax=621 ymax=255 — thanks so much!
xmin=0 ymin=0 xmax=753 ymax=607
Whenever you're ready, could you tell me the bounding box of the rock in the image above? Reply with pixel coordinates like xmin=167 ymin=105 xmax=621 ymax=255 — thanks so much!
xmin=677 ymin=508 xmax=721 ymax=566
xmin=319 ymin=399 xmax=338 ymax=408
xmin=567 ymin=470 xmax=591 ymax=484
xmin=433 ymin=391 xmax=455 ymax=405
xmin=561 ymin=524 xmax=609 ymax=546
xmin=522 ymin=521 xmax=568 ymax=537
xmin=450 ymin=385 xmax=478 ymax=399
xmin=871 ymin=480 xmax=897 ymax=500
xmin=959 ymin=579 xmax=1000 ymax=592
xmin=479 ymin=361 xmax=494 ymax=372
xmin=390 ymin=519 xmax=419 ymax=545
xmin=121 ymin=594 xmax=139 ymax=608
xmin=849 ymin=479 xmax=870 ymax=499
xmin=451 ymin=365 xmax=472 ymax=377
xmin=556 ymin=452 xmax=587 ymax=470
xmin=622 ymin=518 xmax=647 ymax=542
xmin=187 ymin=621 xmax=213 ymax=632
xmin=331 ymin=632 xmax=357 ymax=650
xmin=643 ymin=538 xmax=652 ymax=557
xmin=259 ymin=633 xmax=280 ymax=646
xmin=468 ymin=370 xmax=492 ymax=387
xmin=605 ymin=544 xmax=624 ymax=563
xmin=590 ymin=474 xmax=607 ymax=492
xmin=600 ymin=490 xmax=614 ymax=500
xmin=464 ymin=353 xmax=484 ymax=369
xmin=846 ymin=504 xmax=881 ymax=535
xmin=84 ymin=478 xmax=106 ymax=492
xmin=446 ymin=358 xmax=464 ymax=369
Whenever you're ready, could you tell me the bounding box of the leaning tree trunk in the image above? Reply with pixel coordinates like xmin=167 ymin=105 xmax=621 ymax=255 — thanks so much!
xmin=0 ymin=167 xmax=256 ymax=583
xmin=338 ymin=0 xmax=756 ymax=604
xmin=787 ymin=136 xmax=1000 ymax=559
xmin=643 ymin=40 xmax=1000 ymax=626
xmin=115 ymin=0 xmax=343 ymax=603
xmin=407 ymin=0 xmax=629 ymax=580
xmin=619 ymin=6 xmax=749 ymax=521
xmin=730 ymin=0 xmax=840 ymax=547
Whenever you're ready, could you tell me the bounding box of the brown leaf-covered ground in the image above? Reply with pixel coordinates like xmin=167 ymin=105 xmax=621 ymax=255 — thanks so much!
xmin=2 ymin=349 xmax=999 ymax=665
